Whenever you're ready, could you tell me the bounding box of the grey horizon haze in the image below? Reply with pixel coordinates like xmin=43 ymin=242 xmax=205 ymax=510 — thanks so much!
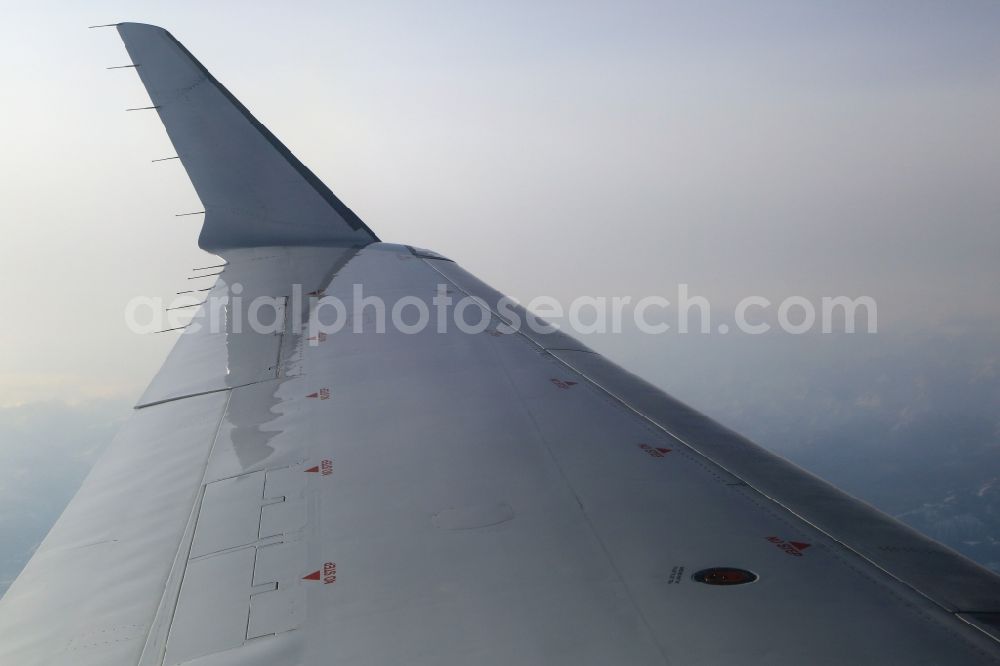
xmin=1 ymin=0 xmax=999 ymax=594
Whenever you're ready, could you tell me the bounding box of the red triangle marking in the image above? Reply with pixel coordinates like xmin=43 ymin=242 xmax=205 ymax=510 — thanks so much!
xmin=789 ymin=541 xmax=811 ymax=551
xmin=302 ymin=570 xmax=321 ymax=581
xmin=304 ymin=466 xmax=320 ymax=473
xmin=306 ymin=392 xmax=319 ymax=399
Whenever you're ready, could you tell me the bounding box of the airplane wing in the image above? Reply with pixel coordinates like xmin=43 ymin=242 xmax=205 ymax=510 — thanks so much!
xmin=1 ymin=23 xmax=998 ymax=666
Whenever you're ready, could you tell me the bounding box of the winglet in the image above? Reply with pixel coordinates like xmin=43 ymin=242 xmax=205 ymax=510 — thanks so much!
xmin=116 ymin=23 xmax=378 ymax=250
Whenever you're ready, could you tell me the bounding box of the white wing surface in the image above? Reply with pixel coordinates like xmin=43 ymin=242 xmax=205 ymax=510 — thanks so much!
xmin=0 ymin=23 xmax=998 ymax=666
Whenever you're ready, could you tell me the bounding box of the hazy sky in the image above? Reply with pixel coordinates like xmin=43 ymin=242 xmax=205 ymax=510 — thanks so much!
xmin=1 ymin=0 xmax=999 ymax=404
xmin=1 ymin=1 xmax=999 ymax=586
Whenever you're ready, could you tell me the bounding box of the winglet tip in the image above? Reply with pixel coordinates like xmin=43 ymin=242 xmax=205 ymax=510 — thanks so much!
xmin=88 ymin=21 xmax=157 ymax=33
xmin=116 ymin=22 xmax=172 ymax=39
